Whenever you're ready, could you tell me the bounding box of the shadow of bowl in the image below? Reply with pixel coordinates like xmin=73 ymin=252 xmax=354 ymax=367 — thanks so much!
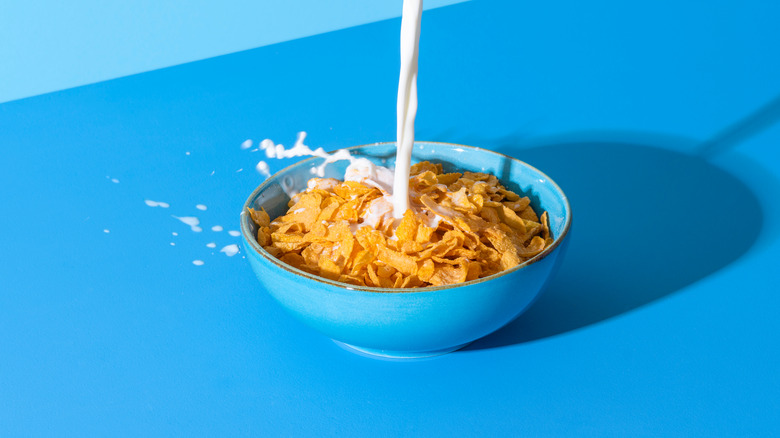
xmin=463 ymin=141 xmax=763 ymax=349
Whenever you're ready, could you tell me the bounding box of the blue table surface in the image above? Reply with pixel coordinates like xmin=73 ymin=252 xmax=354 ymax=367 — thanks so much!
xmin=2 ymin=1 xmax=779 ymax=436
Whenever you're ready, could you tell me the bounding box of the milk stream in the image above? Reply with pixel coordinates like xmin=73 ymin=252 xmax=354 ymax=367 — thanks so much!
xmin=392 ymin=0 xmax=422 ymax=218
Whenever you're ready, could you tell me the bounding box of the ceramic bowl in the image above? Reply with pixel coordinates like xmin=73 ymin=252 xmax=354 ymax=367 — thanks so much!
xmin=240 ymin=142 xmax=571 ymax=359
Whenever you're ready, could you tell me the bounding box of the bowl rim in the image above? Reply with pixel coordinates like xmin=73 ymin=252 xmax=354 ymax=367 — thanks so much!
xmin=240 ymin=141 xmax=572 ymax=294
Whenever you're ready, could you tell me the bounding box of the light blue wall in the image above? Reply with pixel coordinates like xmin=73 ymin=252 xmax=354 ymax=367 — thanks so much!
xmin=0 ymin=0 xmax=467 ymax=103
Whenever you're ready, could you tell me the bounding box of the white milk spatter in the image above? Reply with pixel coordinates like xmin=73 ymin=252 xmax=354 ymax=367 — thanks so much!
xmin=255 ymin=132 xmax=356 ymax=181
xmin=145 ymin=200 xmax=170 ymax=208
xmin=220 ymin=244 xmax=240 ymax=257
xmin=173 ymin=216 xmax=202 ymax=232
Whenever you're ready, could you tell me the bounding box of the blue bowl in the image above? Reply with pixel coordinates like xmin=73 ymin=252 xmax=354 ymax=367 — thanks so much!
xmin=240 ymin=142 xmax=571 ymax=359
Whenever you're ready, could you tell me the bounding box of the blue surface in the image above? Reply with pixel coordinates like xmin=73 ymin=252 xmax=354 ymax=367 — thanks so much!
xmin=2 ymin=0 xmax=779 ymax=436
xmin=0 ymin=0 xmax=466 ymax=103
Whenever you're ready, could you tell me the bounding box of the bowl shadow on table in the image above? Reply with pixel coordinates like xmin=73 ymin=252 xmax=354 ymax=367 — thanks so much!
xmin=460 ymin=136 xmax=765 ymax=350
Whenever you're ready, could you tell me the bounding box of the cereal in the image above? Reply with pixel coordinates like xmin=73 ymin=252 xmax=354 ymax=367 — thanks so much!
xmin=248 ymin=161 xmax=552 ymax=288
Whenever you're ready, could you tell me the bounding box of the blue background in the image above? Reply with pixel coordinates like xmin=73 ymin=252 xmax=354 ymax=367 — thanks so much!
xmin=0 ymin=0 xmax=465 ymax=103
xmin=2 ymin=0 xmax=779 ymax=436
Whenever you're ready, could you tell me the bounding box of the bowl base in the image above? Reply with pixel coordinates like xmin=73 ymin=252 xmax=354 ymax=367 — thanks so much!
xmin=333 ymin=340 xmax=471 ymax=360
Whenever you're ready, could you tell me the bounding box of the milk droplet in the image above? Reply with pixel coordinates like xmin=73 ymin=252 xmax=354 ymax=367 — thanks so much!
xmin=103 ymin=229 xmax=110 ymax=233
xmin=111 ymin=178 xmax=119 ymax=183
xmin=212 ymin=225 xmax=223 ymax=232
xmin=196 ymin=204 xmax=207 ymax=211
xmin=172 ymin=232 xmax=178 ymax=236
xmin=220 ymin=244 xmax=240 ymax=257
xmin=192 ymin=260 xmax=204 ymax=266
xmin=256 ymin=161 xmax=270 ymax=177
xmin=145 ymin=200 xmax=170 ymax=208
xmin=173 ymin=216 xmax=201 ymax=232
xmin=228 ymin=230 xmax=240 ymax=237
xmin=206 ymin=242 xmax=216 ymax=248
xmin=259 ymin=139 xmax=274 ymax=150
xmin=241 ymin=139 xmax=253 ymax=149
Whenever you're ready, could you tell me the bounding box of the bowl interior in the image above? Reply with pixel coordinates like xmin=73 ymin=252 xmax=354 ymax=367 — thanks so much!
xmin=242 ymin=142 xmax=571 ymax=290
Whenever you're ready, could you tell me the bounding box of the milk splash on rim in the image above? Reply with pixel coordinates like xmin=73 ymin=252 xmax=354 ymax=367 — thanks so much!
xmin=248 ymin=0 xmax=424 ymax=224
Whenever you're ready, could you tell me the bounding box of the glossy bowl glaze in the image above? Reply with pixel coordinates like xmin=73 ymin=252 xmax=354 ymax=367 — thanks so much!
xmin=240 ymin=142 xmax=571 ymax=359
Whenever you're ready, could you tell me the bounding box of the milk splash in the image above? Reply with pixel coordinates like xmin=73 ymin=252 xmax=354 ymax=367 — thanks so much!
xmin=245 ymin=132 xmax=439 ymax=234
xmin=248 ymin=0 xmax=423 ymax=221
xmin=254 ymin=132 xmax=354 ymax=180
